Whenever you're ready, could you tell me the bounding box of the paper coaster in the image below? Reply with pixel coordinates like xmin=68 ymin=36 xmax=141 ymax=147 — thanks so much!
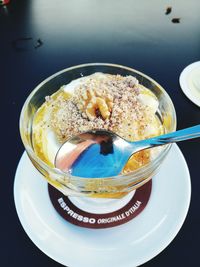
xmin=48 ymin=180 xmax=152 ymax=229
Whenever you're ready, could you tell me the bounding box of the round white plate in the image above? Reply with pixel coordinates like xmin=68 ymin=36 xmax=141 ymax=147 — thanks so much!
xmin=14 ymin=144 xmax=191 ymax=267
xmin=179 ymin=61 xmax=200 ymax=107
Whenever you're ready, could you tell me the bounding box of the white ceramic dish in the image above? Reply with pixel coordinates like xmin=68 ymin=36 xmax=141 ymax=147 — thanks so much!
xmin=179 ymin=61 xmax=200 ymax=106
xmin=14 ymin=144 xmax=191 ymax=267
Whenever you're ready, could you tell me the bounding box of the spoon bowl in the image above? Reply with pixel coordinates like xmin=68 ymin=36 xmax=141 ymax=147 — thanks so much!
xmin=55 ymin=130 xmax=133 ymax=178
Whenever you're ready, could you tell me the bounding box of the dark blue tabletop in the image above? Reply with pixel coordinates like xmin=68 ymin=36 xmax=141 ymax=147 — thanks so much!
xmin=1 ymin=0 xmax=200 ymax=266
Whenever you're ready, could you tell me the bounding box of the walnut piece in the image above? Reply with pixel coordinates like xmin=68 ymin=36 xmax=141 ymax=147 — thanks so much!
xmin=76 ymin=84 xmax=113 ymax=120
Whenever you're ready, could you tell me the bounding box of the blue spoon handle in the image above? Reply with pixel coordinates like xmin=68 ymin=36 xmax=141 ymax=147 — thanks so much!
xmin=132 ymin=124 xmax=200 ymax=151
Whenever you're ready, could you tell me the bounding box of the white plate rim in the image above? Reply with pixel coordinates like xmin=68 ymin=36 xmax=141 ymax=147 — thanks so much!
xmin=179 ymin=61 xmax=200 ymax=107
xmin=14 ymin=144 xmax=191 ymax=267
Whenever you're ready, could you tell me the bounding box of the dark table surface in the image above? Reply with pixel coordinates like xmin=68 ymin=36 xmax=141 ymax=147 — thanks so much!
xmin=1 ymin=0 xmax=200 ymax=266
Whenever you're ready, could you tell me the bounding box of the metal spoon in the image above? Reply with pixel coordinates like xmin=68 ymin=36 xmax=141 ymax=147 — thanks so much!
xmin=55 ymin=125 xmax=200 ymax=178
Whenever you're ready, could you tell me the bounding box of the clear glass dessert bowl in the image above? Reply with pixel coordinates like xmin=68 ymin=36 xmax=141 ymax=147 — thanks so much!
xmin=20 ymin=63 xmax=176 ymax=199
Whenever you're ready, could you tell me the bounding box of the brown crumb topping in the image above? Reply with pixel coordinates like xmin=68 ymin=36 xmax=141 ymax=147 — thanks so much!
xmin=46 ymin=73 xmax=156 ymax=143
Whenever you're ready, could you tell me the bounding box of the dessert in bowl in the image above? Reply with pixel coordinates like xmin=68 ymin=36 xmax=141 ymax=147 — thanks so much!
xmin=20 ymin=63 xmax=176 ymax=198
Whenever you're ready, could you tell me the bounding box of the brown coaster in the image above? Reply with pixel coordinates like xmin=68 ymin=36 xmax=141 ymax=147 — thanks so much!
xmin=48 ymin=180 xmax=152 ymax=229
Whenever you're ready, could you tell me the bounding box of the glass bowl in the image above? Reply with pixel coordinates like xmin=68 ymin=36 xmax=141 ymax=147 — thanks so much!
xmin=20 ymin=63 xmax=176 ymax=199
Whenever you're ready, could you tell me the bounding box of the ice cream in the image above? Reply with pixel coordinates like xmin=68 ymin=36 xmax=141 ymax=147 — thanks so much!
xmin=32 ymin=73 xmax=164 ymax=174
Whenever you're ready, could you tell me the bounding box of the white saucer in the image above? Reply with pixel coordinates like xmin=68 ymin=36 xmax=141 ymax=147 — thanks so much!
xmin=14 ymin=144 xmax=191 ymax=267
xmin=179 ymin=61 xmax=200 ymax=107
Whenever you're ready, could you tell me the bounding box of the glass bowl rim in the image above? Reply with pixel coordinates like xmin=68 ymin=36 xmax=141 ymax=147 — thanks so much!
xmin=19 ymin=62 xmax=177 ymax=181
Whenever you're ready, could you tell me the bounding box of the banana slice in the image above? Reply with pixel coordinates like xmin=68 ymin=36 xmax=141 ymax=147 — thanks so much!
xmin=137 ymin=85 xmax=159 ymax=114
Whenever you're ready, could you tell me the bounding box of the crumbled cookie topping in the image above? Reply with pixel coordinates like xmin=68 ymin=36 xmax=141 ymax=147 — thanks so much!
xmin=47 ymin=73 xmax=156 ymax=142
